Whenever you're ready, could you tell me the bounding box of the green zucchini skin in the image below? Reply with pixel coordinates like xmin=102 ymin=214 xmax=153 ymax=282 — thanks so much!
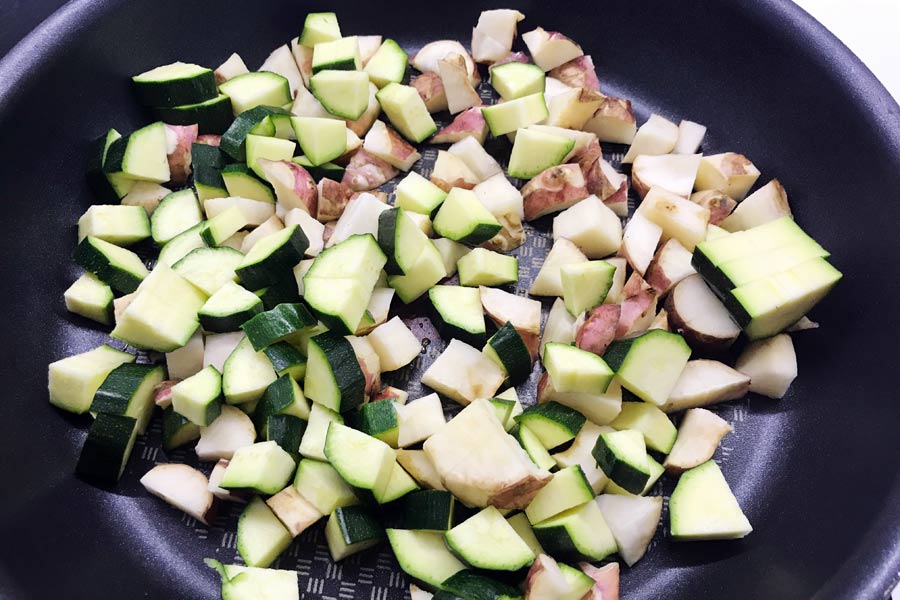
xmin=161 ymin=406 xmax=200 ymax=452
xmin=73 ymin=237 xmax=145 ymax=294
xmin=221 ymin=106 xmax=288 ymax=161
xmin=241 ymin=303 xmax=317 ymax=351
xmin=487 ymin=322 xmax=533 ymax=386
xmin=591 ymin=434 xmax=650 ymax=495
xmin=262 ymin=343 xmax=307 ymax=379
xmin=132 ymin=67 xmax=217 ymax=107
xmin=309 ymin=332 xmax=367 ymax=413
xmin=401 ymin=490 xmax=455 ymax=531
xmin=85 ymin=130 xmax=122 ymax=202
xmin=75 ymin=413 xmax=138 ymax=483
xmin=441 ymin=570 xmax=524 ymax=600
xmin=254 ymin=277 xmax=303 ymax=311
xmin=265 ymin=414 xmax=306 ymax=462
xmin=332 ymin=505 xmax=385 ymax=545
xmin=152 ymin=94 xmax=234 ymax=134
xmin=237 ymin=228 xmax=309 ymax=291
xmin=192 ymin=143 xmax=230 ymax=170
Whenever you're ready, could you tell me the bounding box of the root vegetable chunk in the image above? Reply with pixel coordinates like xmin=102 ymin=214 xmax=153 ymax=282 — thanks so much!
xmin=412 ymin=72 xmax=448 ymax=113
xmin=522 ymin=164 xmax=589 ymax=221
xmin=140 ymin=463 xmax=215 ymax=525
xmin=735 ymin=333 xmax=797 ymax=398
xmin=552 ymin=195 xmax=622 ymax=259
xmin=548 ymin=55 xmax=601 ymax=91
xmin=619 ymin=212 xmax=662 ymax=276
xmin=471 ymin=9 xmax=525 ymax=63
xmin=576 ymin=304 xmax=620 ymax=356
xmin=662 ymin=360 xmax=751 ymax=413
xmin=421 ymin=339 xmax=505 ymax=405
xmin=664 ymin=408 xmax=733 ymax=474
xmin=637 ymin=187 xmax=710 ymax=252
xmin=431 ymin=107 xmax=488 ymax=144
xmin=164 ymin=124 xmax=198 ymax=186
xmin=694 ymin=152 xmax=761 ymax=201
xmin=438 ymin=53 xmax=482 ymax=115
xmin=423 ymin=398 xmax=551 ymax=509
xmin=645 ymin=239 xmax=696 ymax=296
xmin=529 ymin=238 xmax=588 ymax=297
xmin=341 ymin=149 xmax=399 ymax=191
xmin=690 ymin=190 xmax=737 ymax=225
xmin=522 ymin=28 xmax=584 ymax=71
xmin=584 ymin=96 xmax=637 ymax=145
xmin=632 ymin=153 xmax=702 ymax=199
xmin=721 ymin=179 xmax=791 ymax=232
xmin=258 ymin=159 xmax=317 ymax=215
xmin=621 ymin=114 xmax=679 ymax=164
xmin=666 ymin=274 xmax=741 ymax=353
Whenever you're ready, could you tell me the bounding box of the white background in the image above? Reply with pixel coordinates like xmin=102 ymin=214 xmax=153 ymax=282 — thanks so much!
xmin=794 ymin=0 xmax=900 ymax=101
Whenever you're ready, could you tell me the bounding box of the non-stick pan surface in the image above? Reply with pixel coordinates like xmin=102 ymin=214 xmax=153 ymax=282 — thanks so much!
xmin=1 ymin=1 xmax=899 ymax=598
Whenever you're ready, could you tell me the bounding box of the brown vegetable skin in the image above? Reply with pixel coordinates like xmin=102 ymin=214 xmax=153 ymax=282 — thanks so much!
xmin=412 ymin=72 xmax=448 ymax=113
xmin=491 ymin=51 xmax=531 ymax=67
xmin=153 ymin=380 xmax=178 ymax=408
xmin=164 ymin=124 xmax=197 ymax=186
xmin=322 ymin=221 xmax=335 ymax=246
xmin=690 ymin=190 xmax=737 ymax=225
xmin=431 ymin=107 xmax=489 ymax=145
xmin=372 ymin=387 xmax=403 ymax=403
xmin=195 ymin=134 xmax=221 ymax=146
xmin=316 ymin=178 xmax=354 ymax=222
xmin=576 ymin=304 xmax=621 ymax=356
xmin=616 ymin=272 xmax=658 ymax=338
xmin=341 ymin=149 xmax=399 ymax=191
xmin=351 ymin=190 xmax=388 ymax=204
xmin=574 ymin=140 xmax=628 ymax=215
xmin=665 ymin=274 xmax=741 ymax=354
xmin=430 ymin=151 xmax=479 ymax=192
xmin=548 ymin=55 xmax=601 ymax=91
xmin=258 ymin=159 xmax=318 ymax=216
xmin=579 ymin=562 xmax=620 ymax=600
xmin=482 ymin=213 xmax=525 ymax=253
xmin=644 ymin=238 xmax=696 ymax=296
xmin=522 ymin=164 xmax=589 ymax=221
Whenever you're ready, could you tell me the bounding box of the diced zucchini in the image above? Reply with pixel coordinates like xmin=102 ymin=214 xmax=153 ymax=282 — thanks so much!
xmin=669 ymin=460 xmax=752 ymax=540
xmin=75 ymin=413 xmax=139 ymax=483
xmin=370 ymin=461 xmax=420 ymax=504
xmin=132 ymin=62 xmax=216 ymax=107
xmin=299 ymin=12 xmax=342 ymax=47
xmin=604 ymin=453 xmax=665 ymax=496
xmin=86 ymin=129 xmax=133 ymax=201
xmin=162 ymin=406 xmax=200 ymax=452
xmin=263 ymin=342 xmax=307 ymax=380
xmin=515 ymin=424 xmax=557 ymax=470
xmin=376 ymin=83 xmax=437 ymax=143
xmin=112 ymin=264 xmax=207 ymax=352
xmin=324 ymin=422 xmax=396 ymax=496
xmin=199 ymin=281 xmax=263 ymax=333
xmin=78 ymin=205 xmax=151 ymax=246
xmin=151 ymin=189 xmax=204 ymax=244
xmin=90 ymin=362 xmax=164 ymax=433
xmin=213 ymin=564 xmax=299 ymax=600
xmin=299 ymin=402 xmax=343 ymax=461
xmin=312 ymin=36 xmax=362 ymax=73
xmin=507 ymin=127 xmax=574 ymax=179
xmin=364 ymin=39 xmax=408 ymax=88
xmin=507 ymin=513 xmax=544 ymax=558
xmin=445 ymin=506 xmax=535 ymax=571
xmin=402 ymin=490 xmax=455 ymax=531
xmin=64 ymin=273 xmax=114 ymax=325
xmin=241 ymin=303 xmax=316 ymax=350
xmin=387 ymin=240 xmax=448 ymax=304
xmin=604 ymin=329 xmax=692 ymax=405
xmin=236 ymin=497 xmax=293 ymax=568
xmin=153 ymin=94 xmax=233 ymax=134
xmin=221 ymin=440 xmax=296 ymax=494
xmin=220 ymin=106 xmax=289 ymax=161
xmin=442 ymin=570 xmax=524 ymax=600
xmin=293 ymin=458 xmax=358 ymax=515
xmin=236 ymin=225 xmax=309 ymax=290
xmin=610 ymin=402 xmax=678 ymax=454
xmin=592 ymin=429 xmax=650 ymax=494
xmin=103 ymin=121 xmax=170 ymax=183
xmin=515 ymin=401 xmax=585 ymax=449
xmin=265 ymin=414 xmax=306 ymax=462
xmin=457 ymin=248 xmax=518 ymax=287
xmin=543 ymin=342 xmax=614 ymax=395
xmin=158 ymin=222 xmax=206 ymax=266
xmin=525 ymin=465 xmax=593 ymax=524
xmin=433 ymin=188 xmax=502 ymax=246
xmin=386 ymin=529 xmax=466 ymax=589
xmin=74 ymin=236 xmax=149 ymax=294
xmin=304 ymin=332 xmax=366 ymax=413
xmin=378 ymin=207 xmax=430 ymax=276
xmin=173 ymin=246 xmax=243 ymax=295
xmin=352 ymin=400 xmax=399 ymax=447
xmin=561 ymin=260 xmax=616 ymax=316
xmin=531 ymin=500 xmax=618 ymax=562
xmin=222 ymin=336 xmax=277 ymax=405
xmin=245 ymin=135 xmax=296 ymax=179
xmin=490 ymin=62 xmax=546 ymax=100
xmin=222 ymin=164 xmax=276 ymax=203
xmin=325 ymin=505 xmax=385 ymax=561
xmin=483 ymin=322 xmax=532 ymax=385
xmin=290 ymin=117 xmax=347 ymax=166
xmin=395 ymin=171 xmax=447 ymax=216
xmin=256 ymin=375 xmax=311 ymax=434
xmin=170 ymin=365 xmax=223 ymax=426
xmin=219 ymin=72 xmax=292 ymax=116
xmin=428 ymin=285 xmax=486 ymax=346
xmin=310 ymin=70 xmax=371 ymax=120
xmin=481 ymin=93 xmax=548 ymax=137
xmin=255 ymin=276 xmax=302 ymax=310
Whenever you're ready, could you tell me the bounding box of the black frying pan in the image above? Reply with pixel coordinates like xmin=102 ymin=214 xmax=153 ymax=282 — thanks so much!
xmin=1 ymin=1 xmax=899 ymax=598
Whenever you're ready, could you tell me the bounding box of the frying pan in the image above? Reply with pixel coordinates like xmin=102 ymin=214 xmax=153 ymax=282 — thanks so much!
xmin=1 ymin=0 xmax=898 ymax=598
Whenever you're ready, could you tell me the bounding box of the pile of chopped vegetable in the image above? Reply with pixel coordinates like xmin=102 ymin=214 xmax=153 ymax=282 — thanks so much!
xmin=48 ymin=8 xmax=842 ymax=600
